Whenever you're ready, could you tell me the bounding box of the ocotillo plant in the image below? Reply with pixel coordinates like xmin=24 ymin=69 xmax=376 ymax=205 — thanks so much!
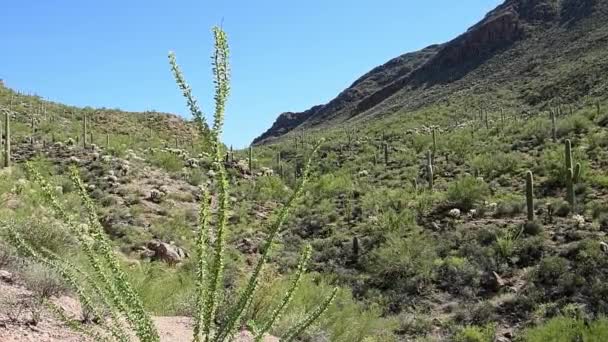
xmin=526 ymin=171 xmax=534 ymax=221
xmin=426 ymin=150 xmax=434 ymax=190
xmin=3 ymin=111 xmax=9 ymax=168
xmin=4 ymin=26 xmax=336 ymax=342
xmin=106 ymin=133 xmax=110 ymax=149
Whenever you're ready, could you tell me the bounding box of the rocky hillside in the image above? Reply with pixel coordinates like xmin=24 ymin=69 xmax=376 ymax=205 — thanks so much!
xmin=253 ymin=0 xmax=608 ymax=145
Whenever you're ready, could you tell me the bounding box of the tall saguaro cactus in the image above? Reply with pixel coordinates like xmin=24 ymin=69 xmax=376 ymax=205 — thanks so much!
xmin=82 ymin=113 xmax=88 ymax=148
xmin=525 ymin=171 xmax=534 ymax=221
xmin=564 ymin=139 xmax=581 ymax=207
xmin=550 ymin=110 xmax=557 ymax=142
xmin=248 ymin=146 xmax=253 ymax=173
xmin=426 ymin=150 xmax=434 ymax=190
xmin=3 ymin=111 xmax=10 ymax=168
xmin=383 ymin=142 xmax=389 ymax=166
xmin=432 ymin=128 xmax=437 ymax=155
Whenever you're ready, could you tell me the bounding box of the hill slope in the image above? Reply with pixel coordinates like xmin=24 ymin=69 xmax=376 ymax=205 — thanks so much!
xmin=253 ymin=0 xmax=608 ymax=145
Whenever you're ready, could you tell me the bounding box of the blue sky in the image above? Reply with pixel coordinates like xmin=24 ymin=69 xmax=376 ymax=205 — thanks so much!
xmin=1 ymin=0 xmax=502 ymax=148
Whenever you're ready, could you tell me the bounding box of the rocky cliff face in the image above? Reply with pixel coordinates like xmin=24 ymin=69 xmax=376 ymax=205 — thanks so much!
xmin=253 ymin=0 xmax=604 ymax=145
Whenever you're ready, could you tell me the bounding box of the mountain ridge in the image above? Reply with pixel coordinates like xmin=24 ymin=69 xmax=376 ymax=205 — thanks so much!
xmin=252 ymin=0 xmax=607 ymax=145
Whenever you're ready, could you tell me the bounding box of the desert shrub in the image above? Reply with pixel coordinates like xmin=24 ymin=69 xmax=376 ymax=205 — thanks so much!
xmin=149 ymin=151 xmax=184 ymax=173
xmin=240 ymin=271 xmax=398 ymax=341
xmin=436 ymin=256 xmax=480 ymax=295
xmin=313 ymin=172 xmax=354 ymax=198
xmin=470 ymin=151 xmax=521 ymax=179
xmin=245 ymin=174 xmax=290 ymax=202
xmin=493 ymin=194 xmax=524 ymax=218
xmin=367 ymin=231 xmax=437 ymax=296
xmin=447 ymin=176 xmax=490 ymax=211
xmin=556 ymin=114 xmax=592 ymax=137
xmin=21 ymin=263 xmax=70 ymax=299
xmin=453 ymin=323 xmax=495 ymax=342
xmin=519 ymin=316 xmax=608 ymax=342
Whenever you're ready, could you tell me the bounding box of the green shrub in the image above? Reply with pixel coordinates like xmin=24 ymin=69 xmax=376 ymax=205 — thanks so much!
xmin=149 ymin=151 xmax=184 ymax=173
xmin=453 ymin=323 xmax=495 ymax=342
xmin=519 ymin=316 xmax=608 ymax=342
xmin=367 ymin=231 xmax=437 ymax=296
xmin=447 ymin=176 xmax=490 ymax=211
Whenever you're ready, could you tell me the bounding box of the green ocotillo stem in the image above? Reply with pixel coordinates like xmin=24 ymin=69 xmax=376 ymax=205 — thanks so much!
xmin=248 ymin=146 xmax=253 ymax=172
xmin=3 ymin=111 xmax=10 ymax=168
xmin=597 ymin=101 xmax=601 ymax=117
xmin=526 ymin=171 xmax=534 ymax=221
xmin=82 ymin=113 xmax=88 ymax=148
xmin=106 ymin=133 xmax=110 ymax=149
xmin=426 ymin=150 xmax=433 ymax=190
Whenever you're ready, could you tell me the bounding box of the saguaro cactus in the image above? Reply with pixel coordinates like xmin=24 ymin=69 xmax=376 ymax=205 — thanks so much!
xmin=82 ymin=113 xmax=88 ymax=148
xmin=432 ymin=128 xmax=437 ymax=155
xmin=351 ymin=236 xmax=359 ymax=264
xmin=550 ymin=110 xmax=557 ymax=142
xmin=383 ymin=142 xmax=389 ymax=166
xmin=248 ymin=146 xmax=253 ymax=173
xmin=564 ymin=139 xmax=581 ymax=207
xmin=106 ymin=133 xmax=110 ymax=149
xmin=426 ymin=150 xmax=434 ymax=190
xmin=3 ymin=111 xmax=10 ymax=168
xmin=526 ymin=171 xmax=534 ymax=221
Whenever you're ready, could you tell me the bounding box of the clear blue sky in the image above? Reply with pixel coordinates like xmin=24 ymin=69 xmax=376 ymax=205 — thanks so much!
xmin=1 ymin=0 xmax=502 ymax=148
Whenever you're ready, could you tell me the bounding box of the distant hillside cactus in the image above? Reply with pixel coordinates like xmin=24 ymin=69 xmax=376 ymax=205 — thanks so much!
xmin=432 ymin=128 xmax=437 ymax=155
xmin=82 ymin=113 xmax=88 ymax=148
xmin=3 ymin=110 xmax=9 ymax=168
xmin=550 ymin=110 xmax=557 ymax=142
xmin=564 ymin=139 xmax=581 ymax=207
xmin=526 ymin=171 xmax=534 ymax=221
xmin=248 ymin=146 xmax=253 ymax=173
xmin=383 ymin=142 xmax=389 ymax=166
xmin=426 ymin=150 xmax=434 ymax=190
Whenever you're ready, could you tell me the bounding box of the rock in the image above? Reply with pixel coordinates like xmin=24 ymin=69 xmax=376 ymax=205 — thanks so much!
xmin=185 ymin=158 xmax=200 ymax=168
xmin=146 ymin=240 xmax=188 ymax=265
xmin=448 ymin=208 xmax=461 ymax=218
xmin=207 ymin=169 xmax=217 ymax=178
xmin=358 ymin=170 xmax=369 ymax=177
xmin=68 ymin=156 xmax=81 ymax=164
xmin=0 ymin=270 xmax=14 ymax=283
xmin=600 ymin=242 xmax=608 ymax=254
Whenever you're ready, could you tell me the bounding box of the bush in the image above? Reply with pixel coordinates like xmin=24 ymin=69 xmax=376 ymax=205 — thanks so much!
xmin=447 ymin=176 xmax=490 ymax=211
xmin=453 ymin=323 xmax=495 ymax=342
xmin=436 ymin=256 xmax=480 ymax=296
xmin=367 ymin=231 xmax=437 ymax=296
xmin=520 ymin=316 xmax=608 ymax=342
xmin=21 ymin=263 xmax=70 ymax=299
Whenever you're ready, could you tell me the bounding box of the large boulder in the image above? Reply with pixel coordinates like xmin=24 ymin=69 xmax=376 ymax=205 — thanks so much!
xmin=146 ymin=240 xmax=188 ymax=265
